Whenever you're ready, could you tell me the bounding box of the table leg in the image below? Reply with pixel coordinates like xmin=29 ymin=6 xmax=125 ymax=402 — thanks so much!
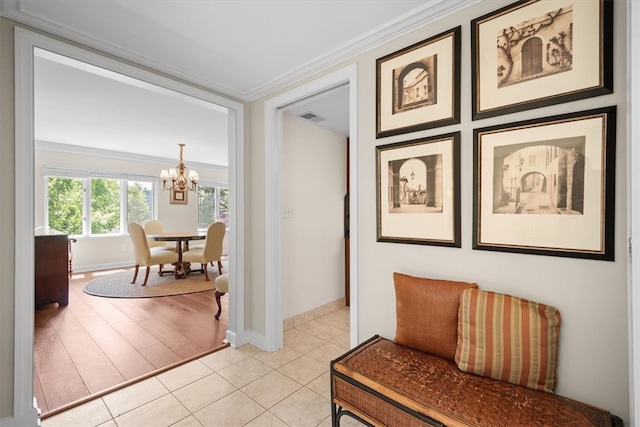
xmin=173 ymin=239 xmax=187 ymax=279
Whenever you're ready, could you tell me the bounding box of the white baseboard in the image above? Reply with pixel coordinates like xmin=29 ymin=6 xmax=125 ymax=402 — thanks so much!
xmin=72 ymin=261 xmax=132 ymax=273
xmin=0 ymin=406 xmax=40 ymax=427
xmin=240 ymin=329 xmax=266 ymax=350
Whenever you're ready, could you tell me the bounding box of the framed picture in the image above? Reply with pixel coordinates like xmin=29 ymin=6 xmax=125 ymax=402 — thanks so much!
xmin=376 ymin=26 xmax=461 ymax=138
xmin=377 ymin=132 xmax=460 ymax=247
xmin=473 ymin=106 xmax=616 ymax=260
xmin=471 ymin=0 xmax=613 ymax=120
xmin=170 ymin=188 xmax=188 ymax=205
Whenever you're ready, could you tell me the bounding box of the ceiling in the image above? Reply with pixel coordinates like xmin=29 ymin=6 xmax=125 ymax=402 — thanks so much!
xmin=2 ymin=0 xmax=477 ymax=167
xmin=34 ymin=49 xmax=231 ymax=167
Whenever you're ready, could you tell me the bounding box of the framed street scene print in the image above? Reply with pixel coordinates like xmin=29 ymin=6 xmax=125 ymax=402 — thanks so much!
xmin=473 ymin=106 xmax=616 ymax=260
xmin=377 ymin=132 xmax=460 ymax=247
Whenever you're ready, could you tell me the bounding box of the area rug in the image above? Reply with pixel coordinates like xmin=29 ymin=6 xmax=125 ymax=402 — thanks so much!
xmin=83 ymin=268 xmax=215 ymax=298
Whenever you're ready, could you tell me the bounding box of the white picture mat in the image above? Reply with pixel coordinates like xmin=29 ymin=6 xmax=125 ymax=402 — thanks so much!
xmin=379 ymin=34 xmax=454 ymax=133
xmin=478 ymin=116 xmax=606 ymax=252
xmin=379 ymin=138 xmax=455 ymax=241
xmin=477 ymin=0 xmax=601 ymax=112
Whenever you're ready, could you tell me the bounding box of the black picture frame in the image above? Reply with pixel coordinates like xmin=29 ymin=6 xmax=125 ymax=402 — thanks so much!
xmin=473 ymin=106 xmax=616 ymax=260
xmin=471 ymin=0 xmax=613 ymax=120
xmin=376 ymin=26 xmax=461 ymax=138
xmin=377 ymin=132 xmax=461 ymax=247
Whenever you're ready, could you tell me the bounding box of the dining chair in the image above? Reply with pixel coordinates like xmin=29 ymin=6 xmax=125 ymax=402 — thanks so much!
xmin=143 ymin=219 xmax=177 ymax=274
xmin=182 ymin=221 xmax=225 ymax=281
xmin=214 ymin=273 xmax=228 ymax=320
xmin=187 ymin=224 xmax=223 ymax=268
xmin=144 ymin=219 xmax=176 ymax=251
xmin=128 ymin=222 xmax=179 ymax=285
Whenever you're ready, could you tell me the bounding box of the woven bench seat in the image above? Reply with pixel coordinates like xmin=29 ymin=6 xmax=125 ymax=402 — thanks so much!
xmin=331 ymin=335 xmax=621 ymax=427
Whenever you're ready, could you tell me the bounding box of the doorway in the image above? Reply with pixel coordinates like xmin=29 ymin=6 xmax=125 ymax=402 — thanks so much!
xmin=280 ymin=85 xmax=350 ymax=322
xmin=13 ymin=27 xmax=245 ymax=422
xmin=263 ymin=64 xmax=358 ymax=352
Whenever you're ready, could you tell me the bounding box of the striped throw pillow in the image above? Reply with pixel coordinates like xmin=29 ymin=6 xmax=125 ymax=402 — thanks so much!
xmin=455 ymin=289 xmax=561 ymax=393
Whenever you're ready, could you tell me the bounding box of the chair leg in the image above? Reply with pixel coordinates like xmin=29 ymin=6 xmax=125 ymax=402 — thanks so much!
xmin=204 ymin=263 xmax=209 ymax=281
xmin=217 ymin=260 xmax=223 ymax=275
xmin=215 ymin=291 xmax=226 ymax=320
xmin=142 ymin=266 xmax=151 ymax=286
xmin=158 ymin=264 xmax=164 ymax=276
xmin=131 ymin=265 xmax=140 ymax=284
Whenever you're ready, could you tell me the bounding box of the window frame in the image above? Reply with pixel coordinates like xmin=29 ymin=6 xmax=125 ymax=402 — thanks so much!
xmin=197 ymin=181 xmax=229 ymax=231
xmin=44 ymin=167 xmax=158 ymax=237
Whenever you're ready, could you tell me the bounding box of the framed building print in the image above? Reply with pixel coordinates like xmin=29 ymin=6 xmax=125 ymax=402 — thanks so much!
xmin=377 ymin=132 xmax=460 ymax=247
xmin=471 ymin=0 xmax=613 ymax=120
xmin=473 ymin=106 xmax=616 ymax=260
xmin=376 ymin=26 xmax=461 ymax=138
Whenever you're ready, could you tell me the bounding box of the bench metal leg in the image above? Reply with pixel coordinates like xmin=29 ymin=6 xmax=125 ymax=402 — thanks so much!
xmin=332 ymin=404 xmax=374 ymax=427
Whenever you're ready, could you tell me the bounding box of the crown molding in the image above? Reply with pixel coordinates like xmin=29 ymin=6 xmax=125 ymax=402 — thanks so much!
xmin=35 ymin=140 xmax=227 ymax=173
xmin=0 ymin=0 xmax=247 ymax=100
xmin=1 ymin=0 xmax=479 ymax=102
xmin=245 ymin=0 xmax=480 ymax=101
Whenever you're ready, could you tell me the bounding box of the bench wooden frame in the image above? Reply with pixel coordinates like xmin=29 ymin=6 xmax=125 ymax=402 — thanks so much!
xmin=330 ymin=335 xmax=623 ymax=427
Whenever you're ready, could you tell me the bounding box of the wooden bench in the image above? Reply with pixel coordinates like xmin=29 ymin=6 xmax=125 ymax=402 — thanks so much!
xmin=330 ymin=273 xmax=622 ymax=426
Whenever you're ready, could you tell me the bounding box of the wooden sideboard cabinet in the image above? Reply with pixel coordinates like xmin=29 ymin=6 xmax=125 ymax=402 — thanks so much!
xmin=35 ymin=234 xmax=69 ymax=308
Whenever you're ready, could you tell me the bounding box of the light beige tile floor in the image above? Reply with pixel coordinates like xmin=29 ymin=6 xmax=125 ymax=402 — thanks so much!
xmin=41 ymin=306 xmax=365 ymax=427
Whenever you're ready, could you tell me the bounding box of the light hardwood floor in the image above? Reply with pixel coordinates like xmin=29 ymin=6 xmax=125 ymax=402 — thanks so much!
xmin=40 ymin=305 xmax=355 ymax=427
xmin=34 ymin=268 xmax=228 ymax=416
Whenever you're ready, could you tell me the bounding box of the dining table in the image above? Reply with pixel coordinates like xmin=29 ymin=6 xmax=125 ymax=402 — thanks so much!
xmin=149 ymin=232 xmax=205 ymax=279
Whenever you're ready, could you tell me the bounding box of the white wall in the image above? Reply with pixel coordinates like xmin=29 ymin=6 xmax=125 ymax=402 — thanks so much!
xmin=355 ymin=1 xmax=629 ymax=422
xmin=34 ymin=147 xmax=227 ymax=271
xmin=250 ymin=0 xmax=630 ymax=422
xmin=282 ymin=115 xmax=346 ymax=318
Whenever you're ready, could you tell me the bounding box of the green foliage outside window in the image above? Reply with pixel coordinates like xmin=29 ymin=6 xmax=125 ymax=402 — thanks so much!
xmin=48 ymin=175 xmax=156 ymax=236
xmin=48 ymin=177 xmax=83 ymax=235
xmin=198 ymin=186 xmax=216 ymax=229
xmin=198 ymin=185 xmax=229 ymax=229
xmin=219 ymin=188 xmax=229 ymax=224
xmin=91 ymin=178 xmax=121 ymax=234
xmin=128 ymin=181 xmax=153 ymax=225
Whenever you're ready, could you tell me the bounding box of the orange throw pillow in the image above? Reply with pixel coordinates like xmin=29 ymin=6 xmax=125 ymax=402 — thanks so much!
xmin=394 ymin=272 xmax=478 ymax=361
xmin=455 ymin=289 xmax=561 ymax=393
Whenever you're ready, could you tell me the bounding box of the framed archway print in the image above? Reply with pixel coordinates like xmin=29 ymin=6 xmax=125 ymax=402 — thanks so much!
xmin=473 ymin=106 xmax=616 ymax=260
xmin=376 ymin=27 xmax=461 ymax=138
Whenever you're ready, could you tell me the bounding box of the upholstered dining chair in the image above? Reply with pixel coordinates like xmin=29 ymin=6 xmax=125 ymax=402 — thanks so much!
xmin=128 ymin=222 xmax=179 ymax=286
xmin=143 ymin=219 xmax=176 ymax=251
xmin=182 ymin=221 xmax=225 ymax=281
xmin=214 ymin=273 xmax=228 ymax=320
xmin=143 ymin=219 xmax=176 ymax=274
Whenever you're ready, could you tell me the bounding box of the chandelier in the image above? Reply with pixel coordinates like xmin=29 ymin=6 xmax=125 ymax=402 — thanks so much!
xmin=160 ymin=143 xmax=199 ymax=192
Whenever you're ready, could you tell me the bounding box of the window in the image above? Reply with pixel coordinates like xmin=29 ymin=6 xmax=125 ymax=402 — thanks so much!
xmin=47 ymin=177 xmax=83 ymax=235
xmin=198 ymin=184 xmax=229 ymax=230
xmin=127 ymin=181 xmax=153 ymax=225
xmin=90 ymin=177 xmax=121 ymax=234
xmin=45 ymin=168 xmax=156 ymax=237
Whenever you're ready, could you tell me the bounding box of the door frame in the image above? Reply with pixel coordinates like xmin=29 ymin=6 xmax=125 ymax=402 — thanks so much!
xmin=264 ymin=64 xmax=359 ymax=351
xmin=630 ymin=1 xmax=640 ymax=423
xmin=12 ymin=27 xmax=245 ymax=422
